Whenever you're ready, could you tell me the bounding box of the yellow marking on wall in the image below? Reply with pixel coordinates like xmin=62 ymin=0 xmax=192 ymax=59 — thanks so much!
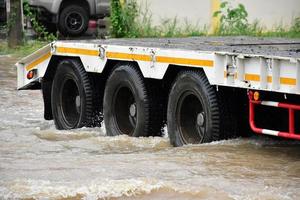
xmin=156 ymin=56 xmax=214 ymax=67
xmin=106 ymin=52 xmax=152 ymax=62
xmin=209 ymin=0 xmax=221 ymax=34
xmin=57 ymin=47 xmax=99 ymax=56
xmin=25 ymin=52 xmax=51 ymax=71
xmin=120 ymin=0 xmax=126 ymax=6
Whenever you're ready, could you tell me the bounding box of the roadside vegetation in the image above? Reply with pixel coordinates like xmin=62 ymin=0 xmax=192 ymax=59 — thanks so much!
xmin=110 ymin=0 xmax=206 ymax=38
xmin=0 ymin=0 xmax=55 ymax=56
xmin=1 ymin=0 xmax=299 ymax=56
xmin=213 ymin=1 xmax=300 ymax=38
xmin=0 ymin=40 xmax=47 ymax=57
xmin=110 ymin=0 xmax=300 ymax=38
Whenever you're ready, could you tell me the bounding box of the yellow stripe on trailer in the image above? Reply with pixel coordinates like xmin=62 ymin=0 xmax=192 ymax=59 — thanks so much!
xmin=245 ymin=73 xmax=260 ymax=82
xmin=106 ymin=52 xmax=152 ymax=62
xmin=156 ymin=56 xmax=214 ymax=67
xmin=106 ymin=52 xmax=214 ymax=67
xmin=57 ymin=47 xmax=99 ymax=56
xmin=280 ymin=77 xmax=296 ymax=86
xmin=245 ymin=73 xmax=296 ymax=86
xmin=25 ymin=52 xmax=51 ymax=71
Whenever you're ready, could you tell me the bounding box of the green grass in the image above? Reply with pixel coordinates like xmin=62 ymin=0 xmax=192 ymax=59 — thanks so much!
xmin=124 ymin=16 xmax=300 ymax=39
xmin=131 ymin=18 xmax=207 ymax=38
xmin=211 ymin=17 xmax=300 ymax=38
xmin=0 ymin=40 xmax=47 ymax=57
xmin=257 ymin=19 xmax=300 ymax=38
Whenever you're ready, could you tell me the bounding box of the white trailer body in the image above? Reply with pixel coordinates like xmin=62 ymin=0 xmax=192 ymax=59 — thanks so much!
xmin=16 ymin=37 xmax=300 ymax=145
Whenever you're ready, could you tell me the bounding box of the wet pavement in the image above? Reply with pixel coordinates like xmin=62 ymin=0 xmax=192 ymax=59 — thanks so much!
xmin=0 ymin=55 xmax=300 ymax=200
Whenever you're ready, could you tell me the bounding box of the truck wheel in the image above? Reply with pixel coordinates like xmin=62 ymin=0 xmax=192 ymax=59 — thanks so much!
xmin=103 ymin=63 xmax=159 ymax=137
xmin=58 ymin=5 xmax=89 ymax=37
xmin=51 ymin=59 xmax=92 ymax=129
xmin=167 ymin=70 xmax=220 ymax=146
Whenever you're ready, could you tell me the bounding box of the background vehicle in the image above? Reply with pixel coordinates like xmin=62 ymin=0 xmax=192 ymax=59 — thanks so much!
xmin=16 ymin=37 xmax=300 ymax=146
xmin=28 ymin=0 xmax=110 ymax=36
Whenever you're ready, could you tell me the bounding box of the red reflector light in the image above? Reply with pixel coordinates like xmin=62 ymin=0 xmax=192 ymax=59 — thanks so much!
xmin=27 ymin=70 xmax=36 ymax=79
xmin=89 ymin=20 xmax=97 ymax=28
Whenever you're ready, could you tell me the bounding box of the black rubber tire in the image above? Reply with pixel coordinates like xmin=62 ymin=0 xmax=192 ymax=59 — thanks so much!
xmin=167 ymin=70 xmax=220 ymax=147
xmin=58 ymin=5 xmax=89 ymax=37
xmin=103 ymin=63 xmax=162 ymax=137
xmin=51 ymin=59 xmax=92 ymax=130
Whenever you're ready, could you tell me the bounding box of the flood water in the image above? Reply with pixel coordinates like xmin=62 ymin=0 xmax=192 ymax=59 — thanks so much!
xmin=0 ymin=55 xmax=300 ymax=200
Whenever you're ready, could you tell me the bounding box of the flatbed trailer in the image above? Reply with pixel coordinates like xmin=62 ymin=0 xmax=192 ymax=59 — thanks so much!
xmin=17 ymin=37 xmax=300 ymax=146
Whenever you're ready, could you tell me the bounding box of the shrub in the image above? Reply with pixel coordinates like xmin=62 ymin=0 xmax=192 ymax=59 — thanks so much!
xmin=110 ymin=0 xmax=138 ymax=38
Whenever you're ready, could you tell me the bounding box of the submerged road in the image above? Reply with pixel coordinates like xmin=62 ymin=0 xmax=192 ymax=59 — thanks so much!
xmin=0 ymin=55 xmax=300 ymax=200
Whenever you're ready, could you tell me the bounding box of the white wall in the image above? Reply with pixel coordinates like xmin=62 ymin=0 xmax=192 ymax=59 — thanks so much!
xmin=239 ymin=0 xmax=300 ymax=28
xmin=137 ymin=0 xmax=300 ymax=29
xmin=137 ymin=0 xmax=210 ymax=27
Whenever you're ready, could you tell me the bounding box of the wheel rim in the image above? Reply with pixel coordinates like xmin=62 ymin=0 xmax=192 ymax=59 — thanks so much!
xmin=113 ymin=86 xmax=137 ymax=136
xmin=65 ymin=11 xmax=84 ymax=32
xmin=61 ymin=78 xmax=81 ymax=127
xmin=176 ymin=91 xmax=205 ymax=144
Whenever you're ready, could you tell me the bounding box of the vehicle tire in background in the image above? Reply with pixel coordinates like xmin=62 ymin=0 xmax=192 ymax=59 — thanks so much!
xmin=51 ymin=59 xmax=92 ymax=129
xmin=167 ymin=70 xmax=220 ymax=147
xmin=103 ymin=63 xmax=162 ymax=137
xmin=41 ymin=21 xmax=57 ymax=34
xmin=58 ymin=4 xmax=89 ymax=37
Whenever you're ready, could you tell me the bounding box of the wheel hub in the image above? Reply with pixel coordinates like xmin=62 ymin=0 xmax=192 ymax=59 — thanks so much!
xmin=112 ymin=86 xmax=137 ymax=136
xmin=197 ymin=112 xmax=205 ymax=127
xmin=70 ymin=18 xmax=78 ymax=25
xmin=129 ymin=103 xmax=136 ymax=117
xmin=61 ymin=78 xmax=81 ymax=128
xmin=66 ymin=12 xmax=83 ymax=31
xmin=75 ymin=95 xmax=81 ymax=113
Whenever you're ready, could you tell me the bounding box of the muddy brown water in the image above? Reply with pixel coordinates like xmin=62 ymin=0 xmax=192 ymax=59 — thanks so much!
xmin=0 ymin=55 xmax=300 ymax=200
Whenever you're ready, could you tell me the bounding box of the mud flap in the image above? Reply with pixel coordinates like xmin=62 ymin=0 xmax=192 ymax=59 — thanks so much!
xmin=41 ymin=79 xmax=53 ymax=120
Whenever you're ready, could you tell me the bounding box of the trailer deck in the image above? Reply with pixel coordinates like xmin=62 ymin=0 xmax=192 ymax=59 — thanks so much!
xmin=18 ymin=36 xmax=300 ymax=94
xmin=65 ymin=36 xmax=300 ymax=58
